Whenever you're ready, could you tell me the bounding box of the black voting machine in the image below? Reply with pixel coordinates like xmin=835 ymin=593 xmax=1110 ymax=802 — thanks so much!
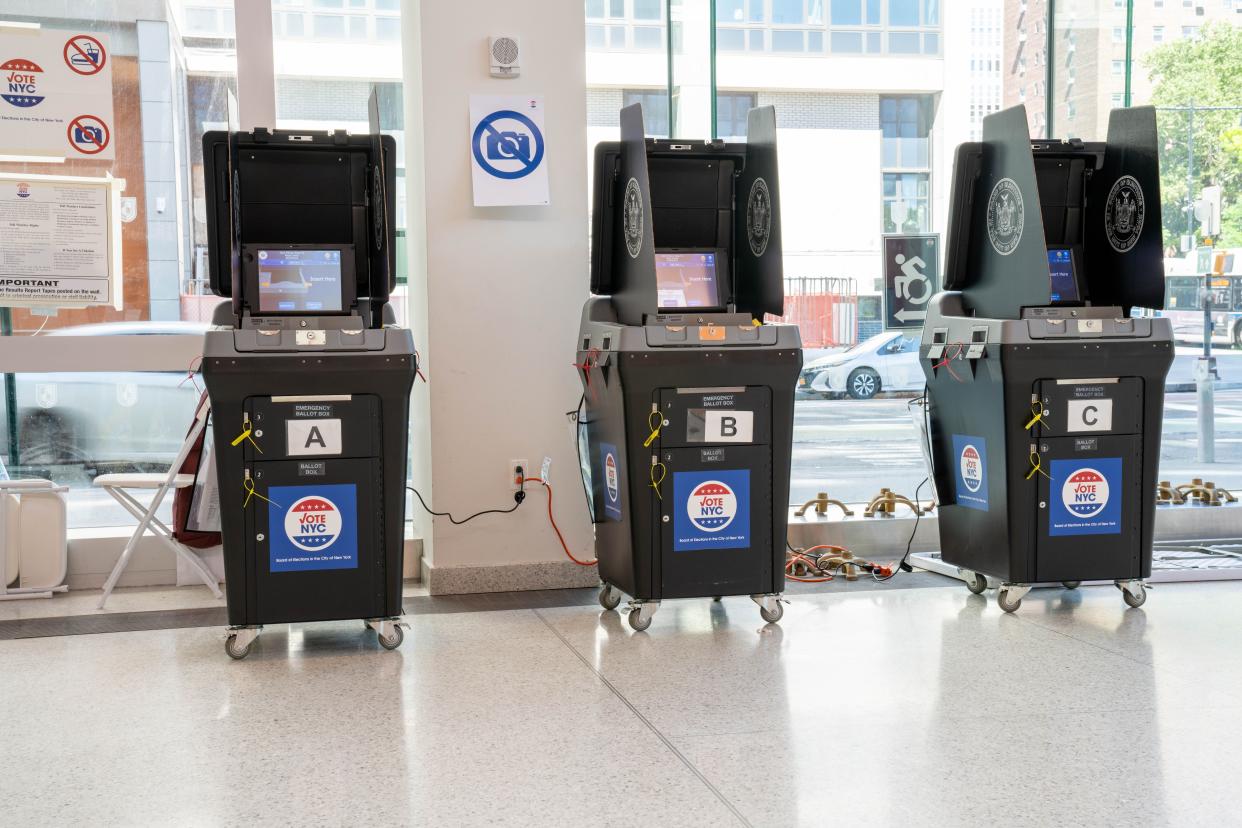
xmin=577 ymin=104 xmax=802 ymax=630
xmin=201 ymin=117 xmax=416 ymax=658
xmin=921 ymin=104 xmax=1173 ymax=612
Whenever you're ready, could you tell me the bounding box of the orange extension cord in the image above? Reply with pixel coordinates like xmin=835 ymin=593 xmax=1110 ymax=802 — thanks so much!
xmin=522 ymin=476 xmax=597 ymax=567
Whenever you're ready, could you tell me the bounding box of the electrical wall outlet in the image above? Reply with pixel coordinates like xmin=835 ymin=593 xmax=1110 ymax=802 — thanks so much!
xmin=509 ymin=458 xmax=529 ymax=490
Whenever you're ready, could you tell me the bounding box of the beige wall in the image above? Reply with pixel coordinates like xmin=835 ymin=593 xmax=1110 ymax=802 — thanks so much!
xmin=403 ymin=0 xmax=594 ymax=581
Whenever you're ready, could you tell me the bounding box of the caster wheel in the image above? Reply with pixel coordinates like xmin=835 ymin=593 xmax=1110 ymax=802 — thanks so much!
xmin=225 ymin=634 xmax=253 ymax=660
xmin=598 ymin=584 xmax=621 ymax=611
xmin=1122 ymin=584 xmax=1147 ymax=609
xmin=712 ymin=596 xmax=723 ymax=602
xmin=1062 ymin=581 xmax=1082 ymax=590
xmin=965 ymin=571 xmax=988 ymax=595
xmin=378 ymin=625 xmax=404 ymax=650
xmin=760 ymin=601 xmax=784 ymax=624
xmin=997 ymin=589 xmax=1022 ymax=613
xmin=628 ymin=608 xmax=652 ymax=632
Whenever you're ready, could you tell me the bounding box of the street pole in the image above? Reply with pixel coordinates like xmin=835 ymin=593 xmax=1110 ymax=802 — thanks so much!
xmin=1197 ymin=268 xmax=1216 ymax=464
xmin=1186 ymin=104 xmax=1195 ymax=250
xmin=1 ymin=308 xmax=17 ymax=474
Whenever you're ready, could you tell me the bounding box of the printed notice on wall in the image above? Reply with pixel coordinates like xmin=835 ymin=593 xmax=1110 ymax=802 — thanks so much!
xmin=0 ymin=172 xmax=122 ymax=309
xmin=0 ymin=27 xmax=115 ymax=160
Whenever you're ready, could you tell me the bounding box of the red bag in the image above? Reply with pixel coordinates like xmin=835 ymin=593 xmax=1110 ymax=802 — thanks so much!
xmin=173 ymin=393 xmax=221 ymax=549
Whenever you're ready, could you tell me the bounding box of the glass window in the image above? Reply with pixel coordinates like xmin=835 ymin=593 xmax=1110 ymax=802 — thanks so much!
xmin=772 ymin=30 xmax=805 ymax=51
xmin=773 ymin=0 xmax=806 ymax=24
xmin=0 ymin=1 xmax=238 ymax=527
xmin=185 ymin=8 xmax=219 ymax=33
xmin=716 ymin=92 xmax=756 ymax=139
xmin=889 ymin=31 xmax=920 ymax=53
xmin=313 ymin=14 xmax=345 ymax=37
xmin=623 ymin=89 xmax=671 ymax=137
xmin=718 ymin=27 xmax=745 ymax=51
xmin=882 ymin=173 xmax=930 ymax=234
xmin=286 ymin=12 xmax=306 ymax=36
xmin=275 ymin=0 xmax=408 ymax=301
xmin=634 ymin=26 xmax=663 ymax=49
xmin=831 ymin=31 xmax=862 ymax=52
xmin=587 ymin=0 xmax=605 ymax=16
xmin=881 ymin=95 xmax=932 ymax=168
xmin=634 ymin=0 xmax=662 ymax=20
xmin=1051 ymin=2 xmax=1242 ymax=496
xmin=832 ymin=0 xmax=862 ymax=25
xmin=889 ymin=0 xmax=919 ymax=26
xmin=717 ymin=0 xmax=745 ymax=22
xmin=376 ymin=16 xmax=399 ymax=40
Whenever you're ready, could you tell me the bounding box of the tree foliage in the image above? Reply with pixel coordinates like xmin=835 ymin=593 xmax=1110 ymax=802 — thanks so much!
xmin=1143 ymin=23 xmax=1242 ymax=248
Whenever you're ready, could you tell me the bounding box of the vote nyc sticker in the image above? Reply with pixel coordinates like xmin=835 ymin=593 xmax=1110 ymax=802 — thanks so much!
xmin=600 ymin=442 xmax=622 ymax=521
xmin=1049 ymin=458 xmax=1123 ymax=536
xmin=952 ymin=434 xmax=988 ymax=511
xmin=672 ymin=469 xmax=750 ymax=551
xmin=268 ymin=483 xmax=359 ymax=571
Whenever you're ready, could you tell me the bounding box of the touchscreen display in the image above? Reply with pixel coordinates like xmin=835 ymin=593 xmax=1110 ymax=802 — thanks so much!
xmin=256 ymin=249 xmax=344 ymax=313
xmin=1048 ymin=248 xmax=1079 ymax=304
xmin=655 ymin=251 xmax=721 ymax=310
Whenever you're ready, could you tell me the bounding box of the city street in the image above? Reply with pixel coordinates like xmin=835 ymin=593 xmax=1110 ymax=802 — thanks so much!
xmin=788 ymin=389 xmax=1242 ymax=506
xmin=31 ymin=351 xmax=1242 ymax=526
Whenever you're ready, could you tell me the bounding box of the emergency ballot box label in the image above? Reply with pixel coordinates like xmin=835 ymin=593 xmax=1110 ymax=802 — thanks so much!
xmin=1049 ymin=458 xmax=1122 ymax=536
xmin=672 ymin=469 xmax=750 ymax=551
xmin=286 ymin=418 xmax=342 ymax=456
xmin=600 ymin=442 xmax=622 ymax=521
xmin=952 ymin=434 xmax=989 ymax=511
xmin=268 ymin=483 xmax=359 ymax=572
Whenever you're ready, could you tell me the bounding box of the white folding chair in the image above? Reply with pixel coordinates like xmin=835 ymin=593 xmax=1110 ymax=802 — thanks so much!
xmin=94 ymin=396 xmax=223 ymax=609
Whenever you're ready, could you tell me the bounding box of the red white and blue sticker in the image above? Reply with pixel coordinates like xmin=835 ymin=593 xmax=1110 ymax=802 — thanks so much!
xmin=673 ymin=469 xmax=750 ymax=551
xmin=1049 ymin=458 xmax=1122 ymax=536
xmin=600 ymin=442 xmax=622 ymax=521
xmin=952 ymin=434 xmax=989 ymax=511
xmin=2 ymin=58 xmax=45 ymax=108
xmin=268 ymin=483 xmax=359 ymax=572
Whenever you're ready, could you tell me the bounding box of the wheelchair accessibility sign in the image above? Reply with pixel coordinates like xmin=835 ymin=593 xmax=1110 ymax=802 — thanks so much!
xmin=469 ymin=95 xmax=550 ymax=207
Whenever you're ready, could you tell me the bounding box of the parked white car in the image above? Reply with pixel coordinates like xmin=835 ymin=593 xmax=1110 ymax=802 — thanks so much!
xmin=799 ymin=332 xmax=923 ymax=399
xmin=1 ymin=322 xmax=208 ymax=468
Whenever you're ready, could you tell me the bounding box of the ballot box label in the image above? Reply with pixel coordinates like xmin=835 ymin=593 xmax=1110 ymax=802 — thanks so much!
xmin=952 ymin=434 xmax=989 ymax=511
xmin=286 ymin=418 xmax=342 ymax=456
xmin=1049 ymin=458 xmax=1122 ymax=536
xmin=673 ymin=469 xmax=751 ymax=551
xmin=269 ymin=483 xmax=359 ymax=572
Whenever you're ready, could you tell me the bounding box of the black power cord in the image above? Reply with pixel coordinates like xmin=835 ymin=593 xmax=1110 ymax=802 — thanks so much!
xmin=567 ymin=393 xmax=598 ymax=525
xmin=407 ymin=466 xmax=526 ymax=526
xmin=872 ymin=390 xmax=932 ymax=582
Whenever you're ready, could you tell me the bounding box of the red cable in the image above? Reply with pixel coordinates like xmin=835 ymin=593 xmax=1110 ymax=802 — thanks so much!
xmin=523 ymin=477 xmax=597 ymax=567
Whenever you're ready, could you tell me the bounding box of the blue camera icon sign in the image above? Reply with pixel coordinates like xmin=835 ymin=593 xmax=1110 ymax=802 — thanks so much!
xmin=74 ymin=125 xmax=103 ymax=145
xmin=472 ymin=110 xmax=544 ymax=180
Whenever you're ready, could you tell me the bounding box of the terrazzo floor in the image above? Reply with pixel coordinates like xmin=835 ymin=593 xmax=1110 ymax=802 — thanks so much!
xmin=3 ymin=581 xmax=1240 ymax=826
